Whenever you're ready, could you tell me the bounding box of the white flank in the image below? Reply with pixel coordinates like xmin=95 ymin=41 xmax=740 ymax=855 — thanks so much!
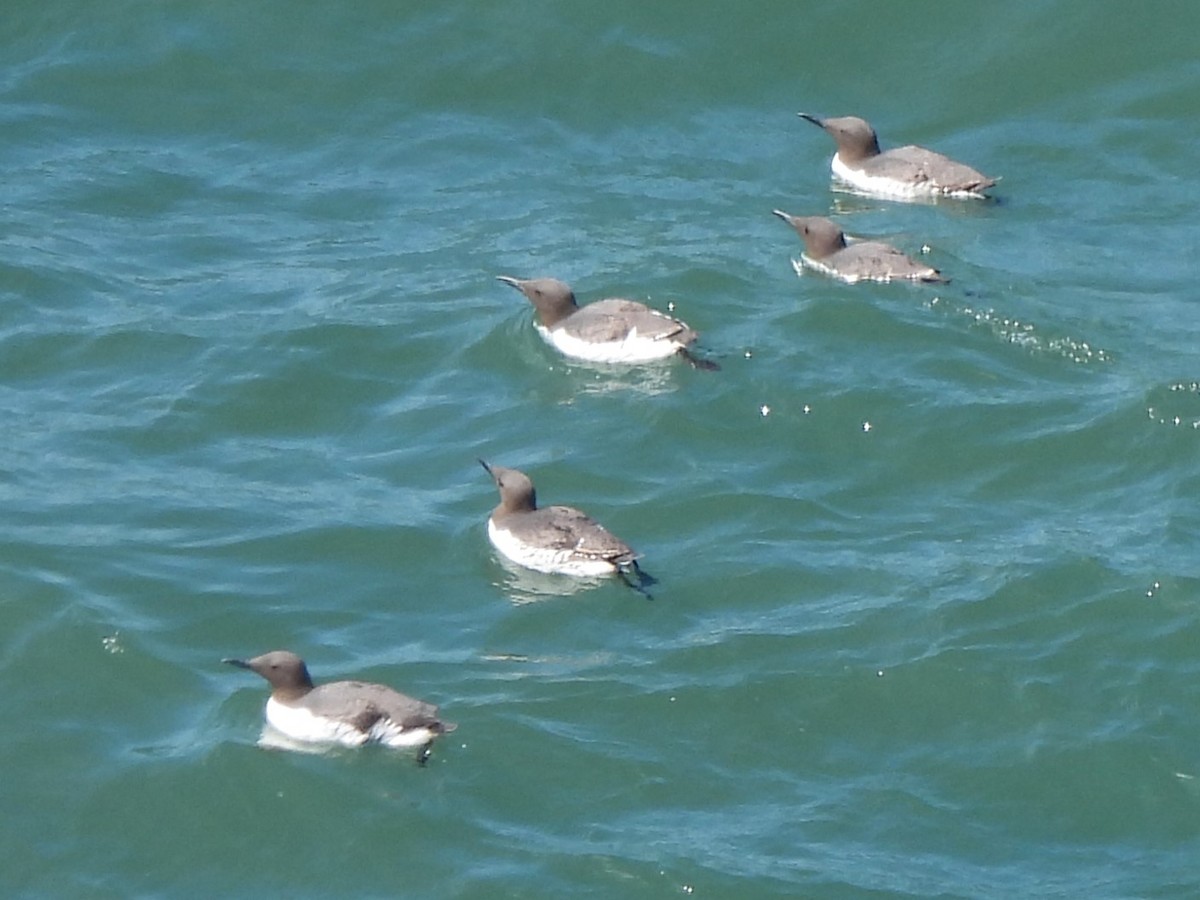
xmin=537 ymin=323 xmax=682 ymax=364
xmin=831 ymin=154 xmax=985 ymax=201
xmin=792 ymin=255 xmax=930 ymax=285
xmin=487 ymin=518 xmax=619 ymax=577
xmin=264 ymin=697 xmax=435 ymax=749
xmin=792 ymin=255 xmax=868 ymax=284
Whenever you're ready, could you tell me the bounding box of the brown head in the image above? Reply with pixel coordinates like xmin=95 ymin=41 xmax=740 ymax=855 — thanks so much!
xmin=798 ymin=114 xmax=881 ymax=164
xmin=496 ymin=276 xmax=579 ymax=328
xmin=772 ymin=211 xmax=848 ymax=259
xmin=224 ymin=650 xmax=315 ymax=702
xmin=479 ymin=459 xmax=538 ymax=518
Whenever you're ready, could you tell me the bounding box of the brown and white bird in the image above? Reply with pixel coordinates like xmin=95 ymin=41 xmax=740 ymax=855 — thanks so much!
xmin=479 ymin=460 xmax=643 ymax=580
xmin=799 ymin=113 xmax=996 ymax=201
xmin=496 ymin=275 xmax=715 ymax=369
xmin=772 ymin=211 xmax=945 ymax=284
xmin=225 ymin=651 xmax=455 ymax=762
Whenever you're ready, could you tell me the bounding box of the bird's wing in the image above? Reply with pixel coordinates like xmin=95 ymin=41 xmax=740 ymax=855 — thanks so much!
xmin=519 ymin=506 xmax=640 ymax=564
xmin=564 ymin=300 xmax=690 ymax=343
xmin=879 ymin=146 xmax=994 ymax=192
xmin=309 ymin=682 xmax=445 ymax=730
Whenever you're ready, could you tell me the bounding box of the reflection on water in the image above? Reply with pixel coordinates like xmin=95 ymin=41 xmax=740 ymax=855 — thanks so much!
xmin=488 ymin=554 xmax=612 ymax=605
xmin=548 ymin=355 xmax=686 ymax=399
xmin=256 ymin=725 xmax=333 ymax=755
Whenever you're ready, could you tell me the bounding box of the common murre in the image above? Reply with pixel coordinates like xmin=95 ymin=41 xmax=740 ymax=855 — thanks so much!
xmin=798 ymin=113 xmax=996 ymax=201
xmin=479 ymin=459 xmax=651 ymax=592
xmin=496 ymin=275 xmax=717 ymax=369
xmin=772 ymin=211 xmax=945 ymax=284
xmin=225 ymin=651 xmax=455 ymax=764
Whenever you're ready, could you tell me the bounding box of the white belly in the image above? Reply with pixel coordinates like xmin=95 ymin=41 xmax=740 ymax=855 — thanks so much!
xmin=538 ymin=324 xmax=682 ymax=364
xmin=487 ymin=519 xmax=618 ymax=576
xmin=831 ymin=154 xmax=932 ymax=200
xmin=265 ymin=697 xmax=366 ymax=746
xmin=264 ymin=697 xmax=435 ymax=749
xmin=791 ymin=255 xmax=862 ymax=284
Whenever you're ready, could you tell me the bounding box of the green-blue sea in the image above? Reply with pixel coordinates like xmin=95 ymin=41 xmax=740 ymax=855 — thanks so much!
xmin=3 ymin=1 xmax=1199 ymax=896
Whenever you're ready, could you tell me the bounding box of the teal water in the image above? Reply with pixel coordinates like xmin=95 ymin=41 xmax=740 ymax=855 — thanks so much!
xmin=3 ymin=1 xmax=1200 ymax=896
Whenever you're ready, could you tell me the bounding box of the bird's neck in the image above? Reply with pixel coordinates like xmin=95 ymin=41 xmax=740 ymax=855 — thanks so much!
xmin=536 ymin=299 xmax=577 ymax=329
xmin=272 ymin=683 xmax=313 ymax=703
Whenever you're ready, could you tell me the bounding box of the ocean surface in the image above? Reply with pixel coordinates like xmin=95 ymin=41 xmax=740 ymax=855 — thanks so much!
xmin=3 ymin=1 xmax=1199 ymax=896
